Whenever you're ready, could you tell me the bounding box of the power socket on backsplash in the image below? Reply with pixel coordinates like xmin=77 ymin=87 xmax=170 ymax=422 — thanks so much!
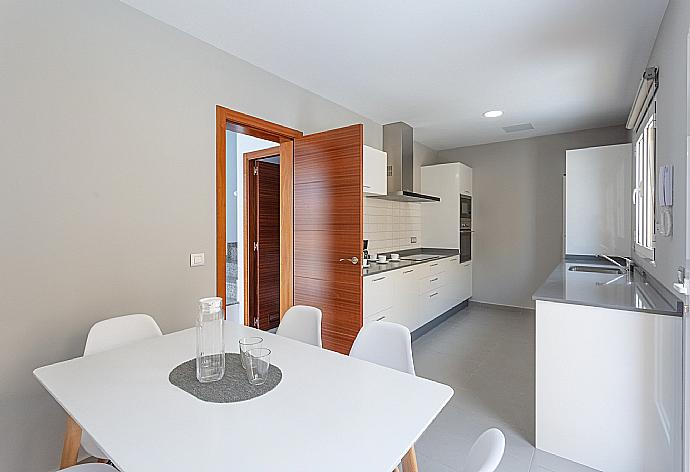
xmin=410 ymin=236 xmax=417 ymax=244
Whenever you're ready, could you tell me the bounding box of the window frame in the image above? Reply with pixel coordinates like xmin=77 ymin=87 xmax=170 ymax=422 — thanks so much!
xmin=633 ymin=103 xmax=656 ymax=261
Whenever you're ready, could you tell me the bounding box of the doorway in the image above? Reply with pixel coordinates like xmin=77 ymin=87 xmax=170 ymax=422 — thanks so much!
xmin=215 ymin=106 xmax=302 ymax=326
xmin=245 ymin=148 xmax=281 ymax=330
xmin=216 ymin=106 xmax=365 ymax=353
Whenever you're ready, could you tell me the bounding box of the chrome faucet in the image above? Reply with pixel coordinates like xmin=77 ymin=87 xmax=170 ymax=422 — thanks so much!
xmin=596 ymin=254 xmax=634 ymax=272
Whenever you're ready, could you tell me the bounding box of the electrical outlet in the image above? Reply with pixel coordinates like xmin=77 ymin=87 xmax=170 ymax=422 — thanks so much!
xmin=410 ymin=236 xmax=417 ymax=244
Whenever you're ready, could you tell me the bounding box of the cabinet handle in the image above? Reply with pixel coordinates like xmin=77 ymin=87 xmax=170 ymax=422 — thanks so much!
xmin=372 ymin=276 xmax=386 ymax=282
xmin=430 ymin=292 xmax=439 ymax=298
xmin=375 ymin=316 xmax=386 ymax=321
xmin=403 ymin=270 xmax=414 ymax=274
xmin=430 ymin=277 xmax=438 ymax=282
xmin=363 ymin=185 xmax=371 ymax=188
xmin=430 ymin=263 xmax=439 ymax=267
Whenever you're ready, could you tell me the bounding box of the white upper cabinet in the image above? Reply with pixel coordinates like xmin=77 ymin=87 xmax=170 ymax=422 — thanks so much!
xmin=459 ymin=164 xmax=472 ymax=196
xmin=363 ymin=145 xmax=387 ymax=196
xmin=421 ymin=162 xmax=473 ymax=248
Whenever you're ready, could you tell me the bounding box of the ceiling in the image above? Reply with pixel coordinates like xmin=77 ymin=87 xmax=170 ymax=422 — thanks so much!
xmin=119 ymin=0 xmax=668 ymax=150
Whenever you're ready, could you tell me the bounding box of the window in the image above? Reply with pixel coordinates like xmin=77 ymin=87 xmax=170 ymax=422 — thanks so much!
xmin=633 ymin=110 xmax=656 ymax=260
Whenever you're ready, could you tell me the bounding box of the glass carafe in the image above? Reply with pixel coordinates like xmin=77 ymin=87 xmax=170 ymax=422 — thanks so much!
xmin=196 ymin=297 xmax=225 ymax=382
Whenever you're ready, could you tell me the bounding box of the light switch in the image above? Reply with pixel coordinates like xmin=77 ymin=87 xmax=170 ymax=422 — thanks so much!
xmin=190 ymin=253 xmax=205 ymax=267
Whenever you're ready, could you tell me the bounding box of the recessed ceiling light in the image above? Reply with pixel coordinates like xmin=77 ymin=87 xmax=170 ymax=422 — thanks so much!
xmin=483 ymin=110 xmax=503 ymax=118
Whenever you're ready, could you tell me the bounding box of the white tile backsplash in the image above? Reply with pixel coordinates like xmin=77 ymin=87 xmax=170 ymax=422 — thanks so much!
xmin=363 ymin=198 xmax=422 ymax=254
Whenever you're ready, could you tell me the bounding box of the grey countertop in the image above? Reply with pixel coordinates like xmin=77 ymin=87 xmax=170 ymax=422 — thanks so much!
xmin=533 ymin=257 xmax=683 ymax=316
xmin=362 ymin=248 xmax=460 ymax=277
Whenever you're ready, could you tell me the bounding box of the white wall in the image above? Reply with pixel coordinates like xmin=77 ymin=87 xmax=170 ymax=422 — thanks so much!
xmin=0 ymin=1 xmax=383 ymax=470
xmin=636 ymin=0 xmax=690 ymax=291
xmin=434 ymin=126 xmax=630 ymax=308
xmin=565 ymin=144 xmax=632 ymax=257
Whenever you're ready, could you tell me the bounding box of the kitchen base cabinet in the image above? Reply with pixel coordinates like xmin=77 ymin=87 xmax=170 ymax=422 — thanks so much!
xmin=459 ymin=261 xmax=472 ymax=302
xmin=419 ymin=286 xmax=446 ymax=328
xmin=397 ymin=266 xmax=421 ymax=330
xmin=364 ymin=255 xmax=472 ymax=334
xmin=363 ymin=272 xmax=394 ymax=317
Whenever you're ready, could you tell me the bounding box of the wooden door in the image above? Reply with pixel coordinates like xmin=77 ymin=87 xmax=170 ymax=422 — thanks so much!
xmin=250 ymin=160 xmax=281 ymax=330
xmin=293 ymin=124 xmax=363 ymax=354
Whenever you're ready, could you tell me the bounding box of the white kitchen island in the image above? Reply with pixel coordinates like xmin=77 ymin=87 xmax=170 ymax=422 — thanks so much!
xmin=534 ymin=260 xmax=683 ymax=472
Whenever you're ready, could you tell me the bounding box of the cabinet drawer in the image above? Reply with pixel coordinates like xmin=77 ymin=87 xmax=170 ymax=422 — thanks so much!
xmin=419 ymin=287 xmax=445 ymax=324
xmin=427 ymin=260 xmax=443 ymax=275
xmin=418 ymin=271 xmax=446 ymax=294
xmin=364 ymin=307 xmax=392 ymax=325
xmin=364 ymin=273 xmax=394 ymax=316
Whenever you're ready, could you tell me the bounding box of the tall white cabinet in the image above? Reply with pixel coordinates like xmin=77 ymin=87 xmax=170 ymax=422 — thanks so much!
xmin=421 ymin=162 xmax=472 ymax=248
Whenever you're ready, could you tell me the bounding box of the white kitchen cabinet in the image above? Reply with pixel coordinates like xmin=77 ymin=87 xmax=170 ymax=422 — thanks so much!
xmin=460 ymin=165 xmax=472 ymax=196
xmin=421 ymin=162 xmax=472 ymax=248
xmin=364 ymin=255 xmax=471 ymax=333
xmin=395 ymin=266 xmax=421 ymax=330
xmin=363 ymin=271 xmax=394 ymax=317
xmin=441 ymin=256 xmax=461 ymax=309
xmin=536 ymin=300 xmax=682 ymax=471
xmin=419 ymin=285 xmax=446 ymax=327
xmin=364 ymin=307 xmax=392 ymax=325
xmin=459 ymin=261 xmax=472 ymax=302
xmin=363 ymin=145 xmax=387 ymax=196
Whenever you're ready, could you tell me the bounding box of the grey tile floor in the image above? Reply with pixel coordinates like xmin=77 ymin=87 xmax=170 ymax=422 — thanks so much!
xmin=411 ymin=303 xmax=599 ymax=472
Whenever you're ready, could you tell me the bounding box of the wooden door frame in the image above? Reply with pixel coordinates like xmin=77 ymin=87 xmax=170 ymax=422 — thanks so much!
xmin=244 ymin=146 xmax=280 ymax=328
xmin=216 ymin=106 xmax=302 ymax=323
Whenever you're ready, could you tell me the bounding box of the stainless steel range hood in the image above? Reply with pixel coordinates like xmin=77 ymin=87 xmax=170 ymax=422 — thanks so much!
xmin=376 ymin=122 xmax=440 ymax=203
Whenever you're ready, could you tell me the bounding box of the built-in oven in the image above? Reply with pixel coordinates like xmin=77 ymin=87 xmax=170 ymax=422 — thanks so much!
xmin=460 ymin=225 xmax=471 ymax=263
xmin=460 ymin=195 xmax=472 ymax=220
xmin=459 ymin=195 xmax=472 ymax=263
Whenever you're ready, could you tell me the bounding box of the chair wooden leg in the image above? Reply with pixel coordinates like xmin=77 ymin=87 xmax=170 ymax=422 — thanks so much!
xmin=402 ymin=446 xmax=418 ymax=472
xmin=59 ymin=415 xmax=82 ymax=469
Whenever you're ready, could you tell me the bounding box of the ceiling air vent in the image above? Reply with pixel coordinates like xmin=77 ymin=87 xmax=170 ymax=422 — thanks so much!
xmin=502 ymin=123 xmax=534 ymax=133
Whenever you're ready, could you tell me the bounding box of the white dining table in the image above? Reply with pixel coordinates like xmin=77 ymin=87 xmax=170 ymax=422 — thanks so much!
xmin=34 ymin=322 xmax=453 ymax=472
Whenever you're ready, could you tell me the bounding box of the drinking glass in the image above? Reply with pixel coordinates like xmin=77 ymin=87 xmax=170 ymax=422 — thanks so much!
xmin=245 ymin=347 xmax=271 ymax=386
xmin=238 ymin=337 xmax=263 ymax=369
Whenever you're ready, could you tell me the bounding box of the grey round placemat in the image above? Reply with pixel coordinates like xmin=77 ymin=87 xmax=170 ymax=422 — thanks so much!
xmin=169 ymin=353 xmax=282 ymax=403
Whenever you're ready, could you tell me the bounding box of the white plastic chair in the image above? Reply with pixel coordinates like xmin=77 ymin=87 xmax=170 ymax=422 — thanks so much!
xmin=80 ymin=314 xmax=163 ymax=460
xmin=61 ymin=465 xmax=115 ymax=471
xmin=462 ymin=428 xmax=506 ymax=472
xmin=276 ymin=305 xmax=322 ymax=347
xmin=350 ymin=321 xmax=416 ymax=471
xmin=349 ymin=321 xmax=415 ymax=375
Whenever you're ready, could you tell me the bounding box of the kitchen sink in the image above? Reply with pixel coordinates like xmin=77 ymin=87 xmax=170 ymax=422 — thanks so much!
xmin=568 ymin=265 xmax=624 ymax=275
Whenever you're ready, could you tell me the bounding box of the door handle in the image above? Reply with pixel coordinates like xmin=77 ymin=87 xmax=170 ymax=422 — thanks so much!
xmin=339 ymin=256 xmax=359 ymax=265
